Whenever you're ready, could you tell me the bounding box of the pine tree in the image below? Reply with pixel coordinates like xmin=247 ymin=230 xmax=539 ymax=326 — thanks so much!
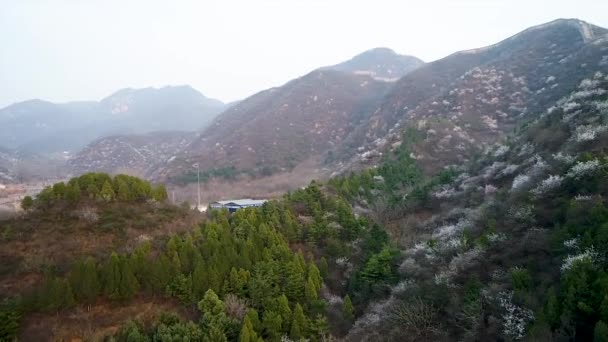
xmin=318 ymin=257 xmax=329 ymax=279
xmin=310 ymin=314 xmax=329 ymax=341
xmin=239 ymin=315 xmax=258 ymax=342
xmin=100 ymin=180 xmax=116 ymax=202
xmin=192 ymin=259 xmax=209 ymax=300
xmin=290 ymin=303 xmax=307 ymax=340
xmin=595 ymin=321 xmax=608 ymax=342
xmin=118 ymin=255 xmax=139 ymax=300
xmin=103 ymin=252 xmax=121 ymax=299
xmin=284 ymin=261 xmax=304 ymax=302
xmin=305 ymin=276 xmax=318 ymax=302
xmin=65 ymin=181 xmax=81 ymax=205
xmin=308 ymin=262 xmax=322 ymax=291
xmin=245 ymin=309 xmax=261 ymax=332
xmin=115 ymin=178 xmax=132 ymax=201
xmin=276 ymin=294 xmax=292 ymax=330
xmin=601 ymin=294 xmax=608 ymax=323
xmin=20 ymin=196 xmax=33 ymax=210
xmin=69 ymin=257 xmax=100 ymax=304
xmin=262 ymin=311 xmax=283 ymax=340
xmin=342 ymin=295 xmax=354 ymax=322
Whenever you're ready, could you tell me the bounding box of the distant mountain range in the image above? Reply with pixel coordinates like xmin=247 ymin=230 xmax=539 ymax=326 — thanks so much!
xmin=0 ymin=86 xmax=224 ymax=154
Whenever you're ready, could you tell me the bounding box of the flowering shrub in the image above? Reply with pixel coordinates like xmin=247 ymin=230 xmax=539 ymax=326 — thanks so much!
xmin=493 ymin=144 xmax=510 ymax=157
xmin=530 ymin=175 xmax=563 ymax=196
xmin=574 ymin=124 xmax=608 ymax=142
xmin=552 ymin=152 xmax=575 ymax=164
xmin=511 ymin=174 xmax=530 ymax=191
xmin=498 ymin=164 xmax=520 ymax=177
xmin=497 ymin=291 xmax=534 ymax=340
xmin=566 ymin=159 xmax=601 ymax=179
xmin=561 ymin=247 xmax=597 ymax=273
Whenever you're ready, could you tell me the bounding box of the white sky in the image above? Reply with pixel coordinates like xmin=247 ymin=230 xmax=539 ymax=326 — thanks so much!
xmin=1 ymin=0 xmax=607 ymax=107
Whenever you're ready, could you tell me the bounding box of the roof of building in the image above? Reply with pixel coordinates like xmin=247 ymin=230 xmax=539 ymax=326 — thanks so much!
xmin=212 ymin=198 xmax=268 ymax=206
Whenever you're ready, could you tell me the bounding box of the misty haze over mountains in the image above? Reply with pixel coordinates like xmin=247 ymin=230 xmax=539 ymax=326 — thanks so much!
xmin=2 ymin=18 xmax=608 ymax=189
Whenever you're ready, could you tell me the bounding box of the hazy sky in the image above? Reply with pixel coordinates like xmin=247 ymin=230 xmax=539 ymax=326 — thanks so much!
xmin=1 ymin=0 xmax=607 ymax=107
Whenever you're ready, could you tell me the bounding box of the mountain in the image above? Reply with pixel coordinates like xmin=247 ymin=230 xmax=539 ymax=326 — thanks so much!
xmin=0 ymin=146 xmax=16 ymax=183
xmin=154 ymin=69 xmax=394 ymax=183
xmin=155 ymin=19 xmax=608 ymax=203
xmin=0 ymin=86 xmax=224 ymax=154
xmin=342 ymin=19 xmax=608 ymax=174
xmin=324 ymin=47 xmax=424 ymax=81
xmin=68 ymin=131 xmax=196 ymax=177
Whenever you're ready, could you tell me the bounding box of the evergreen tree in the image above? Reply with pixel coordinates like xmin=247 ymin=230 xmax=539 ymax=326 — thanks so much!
xmin=284 ymin=261 xmax=304 ymax=302
xmin=239 ymin=315 xmax=258 ymax=342
xmin=65 ymin=181 xmax=81 ymax=205
xmin=69 ymin=257 xmax=100 ymax=304
xmin=192 ymin=259 xmax=209 ymax=300
xmin=100 ymin=180 xmax=116 ymax=202
xmin=118 ymin=255 xmax=139 ymax=300
xmin=342 ymin=295 xmax=354 ymax=322
xmin=308 ymin=262 xmax=322 ymax=291
xmin=595 ymin=321 xmax=608 ymax=342
xmin=305 ymin=276 xmax=318 ymax=302
xmin=262 ymin=311 xmax=283 ymax=340
xmin=276 ymin=294 xmax=292 ymax=329
xmin=102 ymin=252 xmax=121 ymax=299
xmin=20 ymin=196 xmax=33 ymax=210
xmin=310 ymin=314 xmax=329 ymax=341
xmin=318 ymin=257 xmax=329 ymax=280
xmin=290 ymin=303 xmax=306 ymax=340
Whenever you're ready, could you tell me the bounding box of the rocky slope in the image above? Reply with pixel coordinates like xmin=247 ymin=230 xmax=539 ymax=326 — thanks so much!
xmin=155 ymin=69 xmax=393 ymax=181
xmin=342 ymin=19 xmax=608 ymax=174
xmin=68 ymin=131 xmax=196 ymax=177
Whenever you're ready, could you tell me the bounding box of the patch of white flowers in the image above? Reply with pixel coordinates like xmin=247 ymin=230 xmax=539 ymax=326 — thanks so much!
xmin=511 ymin=174 xmax=531 ymax=191
xmin=433 ymin=186 xmax=458 ymax=199
xmin=531 ymin=175 xmax=563 ymax=196
xmin=579 ymin=78 xmax=600 ymax=89
xmin=517 ymin=143 xmax=534 ymax=156
xmin=570 ymin=88 xmax=607 ymax=100
xmin=493 ymin=144 xmax=510 ymax=158
xmin=562 ymin=102 xmax=580 ymax=113
xmin=561 ymin=247 xmax=597 ymax=273
xmin=566 ymin=159 xmax=601 ymax=179
xmin=575 ymin=124 xmax=608 ymax=142
xmin=574 ymin=194 xmax=593 ymax=201
xmin=497 ymin=291 xmax=534 ymax=340
xmin=487 ymin=232 xmax=508 ymax=243
xmin=499 ymin=164 xmax=520 ymax=177
xmin=563 ymin=238 xmax=579 ymax=249
xmin=552 ymin=152 xmax=576 ymax=164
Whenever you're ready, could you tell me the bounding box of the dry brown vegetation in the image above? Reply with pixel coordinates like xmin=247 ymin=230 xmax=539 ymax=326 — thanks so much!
xmin=0 ymin=201 xmax=200 ymax=297
xmin=19 ymin=297 xmax=195 ymax=342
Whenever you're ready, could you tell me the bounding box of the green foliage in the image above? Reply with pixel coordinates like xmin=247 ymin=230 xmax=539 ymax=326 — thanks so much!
xmin=0 ymin=301 xmax=20 ymax=342
xmin=342 ymin=295 xmax=354 ymax=322
xmin=596 ymin=321 xmax=608 ymax=342
xmin=69 ymin=257 xmax=100 ymax=303
xmin=30 ymin=172 xmax=166 ymax=208
xmin=20 ymin=196 xmax=33 ymax=211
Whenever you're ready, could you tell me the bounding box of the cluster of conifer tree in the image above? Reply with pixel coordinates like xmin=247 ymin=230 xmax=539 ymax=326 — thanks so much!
xmin=3 ymin=172 xmax=400 ymax=341
xmin=21 ymin=173 xmax=168 ymax=210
